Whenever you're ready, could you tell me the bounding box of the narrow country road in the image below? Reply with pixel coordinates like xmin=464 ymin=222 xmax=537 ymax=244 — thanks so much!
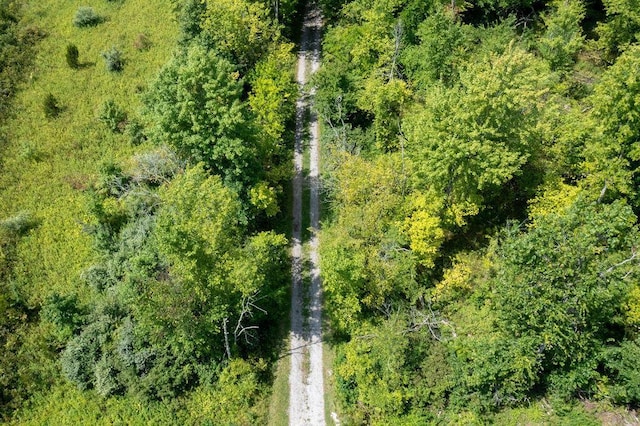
xmin=289 ymin=2 xmax=325 ymax=425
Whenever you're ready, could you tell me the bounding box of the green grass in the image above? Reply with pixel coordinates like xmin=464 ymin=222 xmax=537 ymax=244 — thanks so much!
xmin=0 ymin=0 xmax=179 ymax=305
xmin=323 ymin=341 xmax=340 ymax=425
xmin=267 ymin=347 xmax=291 ymax=426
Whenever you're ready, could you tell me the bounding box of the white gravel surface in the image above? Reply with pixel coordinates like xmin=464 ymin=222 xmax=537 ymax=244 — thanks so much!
xmin=289 ymin=4 xmax=325 ymax=425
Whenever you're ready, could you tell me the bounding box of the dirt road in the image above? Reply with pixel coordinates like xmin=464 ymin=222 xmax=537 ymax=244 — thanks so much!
xmin=289 ymin=3 xmax=325 ymax=425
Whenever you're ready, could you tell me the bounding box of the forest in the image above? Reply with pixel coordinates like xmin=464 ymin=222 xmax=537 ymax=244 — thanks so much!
xmin=316 ymin=0 xmax=640 ymax=422
xmin=0 ymin=0 xmax=639 ymax=423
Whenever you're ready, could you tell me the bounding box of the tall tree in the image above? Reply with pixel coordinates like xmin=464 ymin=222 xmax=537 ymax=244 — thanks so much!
xmin=145 ymin=44 xmax=257 ymax=191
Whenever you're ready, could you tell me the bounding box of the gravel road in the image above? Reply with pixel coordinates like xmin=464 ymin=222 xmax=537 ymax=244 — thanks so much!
xmin=289 ymin=3 xmax=325 ymax=425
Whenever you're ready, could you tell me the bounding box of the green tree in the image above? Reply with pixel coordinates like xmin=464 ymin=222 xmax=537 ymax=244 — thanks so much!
xmin=403 ymin=45 xmax=548 ymax=224
xmin=538 ymin=0 xmax=586 ymax=71
xmin=248 ymin=43 xmax=297 ymax=192
xmin=145 ymin=44 xmax=256 ymax=191
xmin=66 ymin=43 xmax=79 ymax=69
xmin=200 ymin=0 xmax=280 ymax=72
xmin=321 ymin=155 xmax=418 ymax=335
xmin=489 ymin=198 xmax=640 ymax=400
xmin=582 ymin=45 xmax=640 ymax=204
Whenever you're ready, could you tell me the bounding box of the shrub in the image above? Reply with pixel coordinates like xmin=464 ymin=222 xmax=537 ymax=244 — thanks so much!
xmin=101 ymin=46 xmax=124 ymax=72
xmin=0 ymin=212 xmax=38 ymax=238
xmin=126 ymin=119 xmax=146 ymax=145
xmin=81 ymin=264 xmax=114 ymax=291
xmin=66 ymin=43 xmax=79 ymax=68
xmin=73 ymin=7 xmax=102 ymax=28
xmin=43 ymin=93 xmax=61 ymax=118
xmin=133 ymin=33 xmax=152 ymax=51
xmin=99 ymin=99 xmax=127 ymax=132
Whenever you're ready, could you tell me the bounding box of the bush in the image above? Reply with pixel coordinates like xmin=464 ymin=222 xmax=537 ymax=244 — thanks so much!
xmin=66 ymin=43 xmax=79 ymax=68
xmin=73 ymin=7 xmax=102 ymax=28
xmin=126 ymin=119 xmax=146 ymax=145
xmin=43 ymin=93 xmax=61 ymax=118
xmin=99 ymin=99 xmax=127 ymax=132
xmin=133 ymin=33 xmax=152 ymax=51
xmin=0 ymin=212 xmax=38 ymax=238
xmin=101 ymin=46 xmax=124 ymax=72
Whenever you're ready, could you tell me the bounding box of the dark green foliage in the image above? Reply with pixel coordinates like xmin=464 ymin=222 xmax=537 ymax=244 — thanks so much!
xmin=145 ymin=44 xmax=258 ymax=191
xmin=402 ymin=8 xmax=471 ymax=87
xmin=0 ymin=1 xmax=39 ymax=119
xmin=177 ymin=0 xmax=206 ymax=42
xmin=81 ymin=264 xmax=114 ymax=292
xmin=101 ymin=46 xmax=124 ymax=72
xmin=66 ymin=43 xmax=79 ymax=68
xmin=450 ymin=198 xmax=640 ymax=406
xmin=604 ymin=339 xmax=640 ymax=404
xmin=43 ymin=93 xmax=61 ymax=118
xmin=62 ymin=159 xmax=288 ymax=400
xmin=126 ymin=119 xmax=146 ymax=145
xmin=98 ymin=99 xmax=127 ymax=133
xmin=41 ymin=293 xmax=85 ymax=342
xmin=73 ymin=7 xmax=102 ymax=28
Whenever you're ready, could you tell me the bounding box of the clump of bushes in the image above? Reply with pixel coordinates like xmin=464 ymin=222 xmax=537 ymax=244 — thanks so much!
xmin=66 ymin=43 xmax=79 ymax=68
xmin=126 ymin=119 xmax=146 ymax=145
xmin=99 ymin=99 xmax=127 ymax=132
xmin=73 ymin=7 xmax=102 ymax=28
xmin=43 ymin=93 xmax=61 ymax=118
xmin=101 ymin=46 xmax=124 ymax=72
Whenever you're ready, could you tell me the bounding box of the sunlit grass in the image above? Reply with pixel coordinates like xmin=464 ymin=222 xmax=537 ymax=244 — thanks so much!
xmin=0 ymin=0 xmax=178 ymax=303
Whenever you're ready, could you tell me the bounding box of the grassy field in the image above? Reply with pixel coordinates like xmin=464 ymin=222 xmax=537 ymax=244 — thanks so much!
xmin=0 ymin=0 xmax=179 ymax=305
xmin=0 ymin=0 xmax=179 ymax=419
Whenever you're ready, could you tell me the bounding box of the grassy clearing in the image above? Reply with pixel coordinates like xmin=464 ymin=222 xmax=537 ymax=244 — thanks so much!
xmin=323 ymin=340 xmax=340 ymax=425
xmin=267 ymin=347 xmax=291 ymax=426
xmin=0 ymin=0 xmax=178 ymax=304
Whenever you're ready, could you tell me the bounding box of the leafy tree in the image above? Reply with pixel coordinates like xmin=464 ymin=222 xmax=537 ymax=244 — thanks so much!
xmin=321 ymin=155 xmax=418 ymax=335
xmin=538 ymin=0 xmax=586 ymax=71
xmin=200 ymin=0 xmax=280 ymax=72
xmin=488 ymin=198 xmax=640 ymax=400
xmin=402 ymin=8 xmax=471 ymax=87
xmin=145 ymin=44 xmax=257 ymax=191
xmin=248 ymin=43 xmax=296 ymax=182
xmin=582 ymin=45 xmax=640 ymax=204
xmin=403 ymin=45 xmax=548 ymax=224
xmin=66 ymin=43 xmax=79 ymax=69
xmin=596 ymin=0 xmax=640 ymax=59
xmin=43 ymin=93 xmax=61 ymax=118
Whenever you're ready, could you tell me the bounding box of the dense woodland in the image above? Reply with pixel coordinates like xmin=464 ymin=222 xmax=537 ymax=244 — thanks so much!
xmin=316 ymin=0 xmax=640 ymax=422
xmin=1 ymin=0 xmax=640 ymax=423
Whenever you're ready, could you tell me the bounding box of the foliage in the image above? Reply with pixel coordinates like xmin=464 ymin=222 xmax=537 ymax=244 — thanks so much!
xmin=145 ymin=44 xmax=256 ymax=191
xmin=403 ymin=45 xmax=548 ymax=224
xmin=98 ymin=99 xmax=127 ymax=133
xmin=73 ymin=7 xmax=102 ymax=28
xmin=200 ymin=0 xmax=280 ymax=72
xmin=487 ymin=198 xmax=639 ymax=401
xmin=43 ymin=93 xmax=61 ymax=118
xmin=101 ymin=46 xmax=124 ymax=72
xmin=582 ymin=45 xmax=640 ymax=204
xmin=66 ymin=43 xmax=79 ymax=68
xmin=538 ymin=0 xmax=586 ymax=71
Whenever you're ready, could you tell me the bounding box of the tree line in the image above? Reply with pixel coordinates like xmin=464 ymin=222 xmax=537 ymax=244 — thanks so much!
xmin=316 ymin=0 xmax=640 ymax=422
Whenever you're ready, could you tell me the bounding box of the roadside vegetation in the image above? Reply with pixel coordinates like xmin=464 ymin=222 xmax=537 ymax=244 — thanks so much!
xmin=4 ymin=0 xmax=640 ymax=422
xmin=1 ymin=0 xmax=300 ymax=422
xmin=316 ymin=0 xmax=640 ymax=422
